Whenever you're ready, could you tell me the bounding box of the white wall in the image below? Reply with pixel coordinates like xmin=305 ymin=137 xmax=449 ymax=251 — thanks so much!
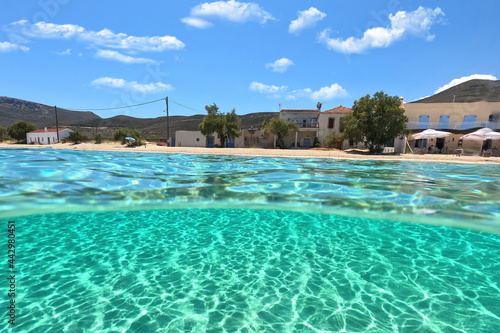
xmin=27 ymin=128 xmax=71 ymax=145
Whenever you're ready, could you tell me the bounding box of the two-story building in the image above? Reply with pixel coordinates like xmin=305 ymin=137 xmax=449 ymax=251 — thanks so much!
xmin=279 ymin=106 xmax=354 ymax=149
xmin=404 ymin=79 xmax=500 ymax=154
xmin=279 ymin=109 xmax=319 ymax=148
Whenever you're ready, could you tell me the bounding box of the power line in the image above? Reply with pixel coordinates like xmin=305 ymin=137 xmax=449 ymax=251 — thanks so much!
xmin=61 ymin=97 xmax=166 ymax=112
xmin=169 ymin=98 xmax=204 ymax=113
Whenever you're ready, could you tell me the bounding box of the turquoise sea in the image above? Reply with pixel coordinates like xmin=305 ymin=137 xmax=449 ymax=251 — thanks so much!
xmin=1 ymin=148 xmax=499 ymax=332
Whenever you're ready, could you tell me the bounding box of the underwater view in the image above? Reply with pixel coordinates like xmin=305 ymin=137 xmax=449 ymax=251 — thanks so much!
xmin=1 ymin=148 xmax=500 ymax=332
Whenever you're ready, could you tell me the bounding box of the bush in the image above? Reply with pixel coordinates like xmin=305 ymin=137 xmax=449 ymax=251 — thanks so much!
xmin=68 ymin=131 xmax=84 ymax=144
xmin=94 ymin=133 xmax=103 ymax=144
xmin=313 ymin=137 xmax=320 ymax=148
xmin=7 ymin=121 xmax=36 ymax=142
xmin=323 ymin=131 xmax=343 ymax=149
xmin=147 ymin=134 xmax=162 ymax=142
xmin=0 ymin=125 xmax=6 ymax=142
xmin=112 ymin=128 xmax=143 ymax=145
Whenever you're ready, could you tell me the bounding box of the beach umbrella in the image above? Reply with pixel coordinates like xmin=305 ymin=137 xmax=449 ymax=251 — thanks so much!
xmin=412 ymin=129 xmax=452 ymax=140
xmin=460 ymin=128 xmax=500 ymax=141
xmin=125 ymin=137 xmax=136 ymax=141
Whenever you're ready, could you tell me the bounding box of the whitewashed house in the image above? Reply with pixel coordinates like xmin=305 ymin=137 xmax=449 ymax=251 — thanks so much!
xmin=27 ymin=128 xmax=72 ymax=145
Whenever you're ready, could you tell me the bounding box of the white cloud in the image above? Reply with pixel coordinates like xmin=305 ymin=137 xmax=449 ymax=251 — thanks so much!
xmin=250 ymin=82 xmax=347 ymax=101
xmin=289 ymin=7 xmax=326 ymax=35
xmin=10 ymin=20 xmax=185 ymax=52
xmin=318 ymin=6 xmax=444 ymax=54
xmin=183 ymin=0 xmax=275 ymax=27
xmin=311 ymin=84 xmax=348 ymax=100
xmin=55 ymin=48 xmax=71 ymax=55
xmin=181 ymin=17 xmax=214 ymax=29
xmin=435 ymin=74 xmax=498 ymax=94
xmin=95 ymin=49 xmax=158 ymax=64
xmin=265 ymin=58 xmax=294 ymax=73
xmin=249 ymin=81 xmax=287 ymax=94
xmin=91 ymin=77 xmax=173 ymax=94
xmin=0 ymin=41 xmax=29 ymax=52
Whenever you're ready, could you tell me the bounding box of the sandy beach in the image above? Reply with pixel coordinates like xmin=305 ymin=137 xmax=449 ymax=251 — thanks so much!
xmin=2 ymin=141 xmax=499 ymax=164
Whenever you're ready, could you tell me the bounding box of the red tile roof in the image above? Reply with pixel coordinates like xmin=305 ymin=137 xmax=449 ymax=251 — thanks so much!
xmin=321 ymin=105 xmax=353 ymax=114
xmin=280 ymin=109 xmax=320 ymax=113
xmin=29 ymin=128 xmax=70 ymax=133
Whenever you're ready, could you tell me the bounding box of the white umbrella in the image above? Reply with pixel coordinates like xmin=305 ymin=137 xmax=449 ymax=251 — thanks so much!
xmin=412 ymin=129 xmax=452 ymax=140
xmin=460 ymin=128 xmax=500 ymax=141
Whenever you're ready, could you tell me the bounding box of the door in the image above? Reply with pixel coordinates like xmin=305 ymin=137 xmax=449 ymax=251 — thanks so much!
xmin=303 ymin=138 xmax=311 ymax=148
xmin=207 ymin=137 xmax=214 ymax=148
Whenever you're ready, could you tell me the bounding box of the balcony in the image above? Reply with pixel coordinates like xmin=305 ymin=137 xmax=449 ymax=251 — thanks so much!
xmin=407 ymin=121 xmax=499 ymax=130
xmin=292 ymin=121 xmax=319 ymax=128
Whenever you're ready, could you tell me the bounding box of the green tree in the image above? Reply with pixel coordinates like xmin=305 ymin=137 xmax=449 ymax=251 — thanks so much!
xmin=7 ymin=121 xmax=37 ymax=142
xmin=342 ymin=91 xmax=408 ymax=153
xmin=94 ymin=133 xmax=103 ymax=144
xmin=218 ymin=109 xmax=242 ymax=148
xmin=112 ymin=128 xmax=143 ymax=145
xmin=199 ymin=104 xmax=242 ymax=148
xmin=0 ymin=125 xmax=6 ymax=141
xmin=68 ymin=130 xmax=84 ymax=143
xmin=199 ymin=103 xmax=221 ymax=146
xmin=262 ymin=116 xmax=299 ymax=149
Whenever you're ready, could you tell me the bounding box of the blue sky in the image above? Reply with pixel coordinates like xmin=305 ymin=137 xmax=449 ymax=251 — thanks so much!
xmin=1 ymin=0 xmax=499 ymax=119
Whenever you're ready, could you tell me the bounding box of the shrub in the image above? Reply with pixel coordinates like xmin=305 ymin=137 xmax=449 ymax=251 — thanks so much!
xmin=68 ymin=131 xmax=84 ymax=144
xmin=313 ymin=137 xmax=320 ymax=148
xmin=94 ymin=133 xmax=103 ymax=144
xmin=7 ymin=121 xmax=36 ymax=142
xmin=323 ymin=131 xmax=343 ymax=149
xmin=147 ymin=134 xmax=162 ymax=142
xmin=112 ymin=128 xmax=143 ymax=145
xmin=0 ymin=125 xmax=6 ymax=142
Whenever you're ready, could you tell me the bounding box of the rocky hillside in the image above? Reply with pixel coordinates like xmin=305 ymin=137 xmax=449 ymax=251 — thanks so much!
xmin=0 ymin=96 xmax=277 ymax=139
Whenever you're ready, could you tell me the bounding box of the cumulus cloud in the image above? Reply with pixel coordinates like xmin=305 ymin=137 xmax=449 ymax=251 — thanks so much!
xmin=95 ymin=49 xmax=158 ymax=64
xmin=249 ymin=81 xmax=287 ymax=94
xmin=91 ymin=77 xmax=173 ymax=94
xmin=250 ymin=81 xmax=347 ymax=101
xmin=265 ymin=58 xmax=294 ymax=73
xmin=434 ymin=74 xmax=498 ymax=94
xmin=182 ymin=0 xmax=275 ymax=28
xmin=9 ymin=20 xmax=184 ymax=52
xmin=181 ymin=17 xmax=214 ymax=29
xmin=318 ymin=6 xmax=444 ymax=54
xmin=289 ymin=7 xmax=326 ymax=35
xmin=311 ymin=84 xmax=348 ymax=100
xmin=0 ymin=41 xmax=29 ymax=52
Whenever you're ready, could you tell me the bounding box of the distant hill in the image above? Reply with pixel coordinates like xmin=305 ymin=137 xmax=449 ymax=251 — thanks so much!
xmin=0 ymin=96 xmax=277 ymax=139
xmin=411 ymin=79 xmax=500 ymax=103
xmin=0 ymin=96 xmax=102 ymax=127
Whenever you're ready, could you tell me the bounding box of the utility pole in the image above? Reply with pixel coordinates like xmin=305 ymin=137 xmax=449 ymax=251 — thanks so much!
xmin=166 ymin=96 xmax=170 ymax=146
xmin=54 ymin=106 xmax=60 ymax=143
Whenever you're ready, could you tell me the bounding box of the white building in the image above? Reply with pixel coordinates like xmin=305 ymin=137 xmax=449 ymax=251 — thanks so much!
xmin=27 ymin=128 xmax=72 ymax=145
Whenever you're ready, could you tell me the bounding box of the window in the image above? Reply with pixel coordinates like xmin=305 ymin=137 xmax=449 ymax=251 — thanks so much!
xmin=438 ymin=115 xmax=450 ymax=129
xmin=419 ymin=115 xmax=429 ymax=129
xmin=196 ymin=138 xmax=200 ymax=142
xmin=462 ymin=115 xmax=477 ymax=129
xmin=328 ymin=118 xmax=335 ymax=129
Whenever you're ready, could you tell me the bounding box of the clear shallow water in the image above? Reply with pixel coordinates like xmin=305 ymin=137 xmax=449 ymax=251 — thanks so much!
xmin=1 ymin=148 xmax=500 ymax=232
xmin=1 ymin=148 xmax=500 ymax=332
xmin=4 ymin=209 xmax=500 ymax=332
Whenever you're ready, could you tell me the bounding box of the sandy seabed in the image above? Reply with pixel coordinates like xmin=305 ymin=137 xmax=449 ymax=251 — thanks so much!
xmin=1 ymin=142 xmax=499 ymax=164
